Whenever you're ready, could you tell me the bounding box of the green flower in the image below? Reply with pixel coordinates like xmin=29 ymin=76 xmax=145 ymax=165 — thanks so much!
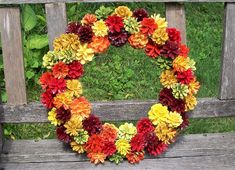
xmin=74 ymin=129 xmax=89 ymax=144
xmin=95 ymin=6 xmax=113 ymax=19
xmin=124 ymin=17 xmax=140 ymax=34
xmin=189 ymin=59 xmax=196 ymax=71
xmin=42 ymin=51 xmax=58 ymax=69
xmin=118 ymin=123 xmax=137 ymax=141
xmin=172 ymin=83 xmax=189 ymax=99
xmin=155 ymin=56 xmax=172 ymax=70
xmin=109 ymin=153 xmax=124 ymax=164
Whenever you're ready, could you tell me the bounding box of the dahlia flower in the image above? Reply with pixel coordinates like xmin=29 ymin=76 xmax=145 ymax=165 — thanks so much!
xmin=173 ymin=55 xmax=191 ymax=72
xmin=48 ymin=78 xmax=66 ymax=94
xmin=145 ymin=40 xmax=162 ymax=58
xmin=56 ymin=106 xmax=71 ymax=123
xmin=85 ymin=134 xmax=104 ymax=153
xmin=161 ymin=40 xmax=180 ymax=59
xmin=188 ymin=78 xmax=200 ymax=95
xmin=130 ymin=133 xmax=146 ymax=152
xmin=56 ymin=126 xmax=71 ymax=143
xmin=167 ymin=28 xmax=181 ymax=43
xmin=103 ymin=141 xmax=117 ymax=156
xmin=66 ymin=22 xmax=81 ymax=35
xmin=41 ymin=90 xmax=54 ymax=109
xmin=100 ymin=123 xmax=118 ymax=142
xmin=39 ymin=72 xmax=53 ymax=90
xmin=176 ymin=69 xmax=194 ymax=85
xmin=108 ymin=29 xmax=128 ymax=47
xmin=156 ymin=56 xmax=173 ymax=70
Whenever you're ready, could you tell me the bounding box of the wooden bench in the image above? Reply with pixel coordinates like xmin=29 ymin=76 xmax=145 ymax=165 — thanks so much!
xmin=0 ymin=1 xmax=235 ymax=169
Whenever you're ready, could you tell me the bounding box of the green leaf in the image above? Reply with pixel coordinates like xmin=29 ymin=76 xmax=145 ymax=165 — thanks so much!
xmin=36 ymin=15 xmax=46 ymax=23
xmin=26 ymin=70 xmax=35 ymax=80
xmin=22 ymin=5 xmax=37 ymax=31
xmin=1 ymin=91 xmax=7 ymax=102
xmin=26 ymin=34 xmax=49 ymax=49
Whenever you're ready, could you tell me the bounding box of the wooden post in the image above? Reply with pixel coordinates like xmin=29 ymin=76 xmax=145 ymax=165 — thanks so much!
xmin=45 ymin=3 xmax=67 ymax=50
xmin=0 ymin=8 xmax=27 ymax=105
xmin=165 ymin=3 xmax=187 ymax=44
xmin=219 ymin=3 xmax=235 ymax=100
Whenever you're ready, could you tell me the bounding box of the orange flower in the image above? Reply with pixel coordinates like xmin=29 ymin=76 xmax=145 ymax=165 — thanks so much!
xmin=81 ymin=14 xmax=97 ymax=25
xmin=88 ymin=36 xmax=110 ymax=54
xmin=53 ymin=92 xmax=72 ymax=110
xmin=52 ymin=62 xmax=69 ymax=79
xmin=100 ymin=123 xmax=118 ymax=142
xmin=188 ymin=78 xmax=200 ymax=95
xmin=87 ymin=152 xmax=106 ymax=164
xmin=128 ymin=33 xmax=148 ymax=49
xmin=70 ymin=97 xmax=91 ymax=119
xmin=126 ymin=151 xmax=144 ymax=164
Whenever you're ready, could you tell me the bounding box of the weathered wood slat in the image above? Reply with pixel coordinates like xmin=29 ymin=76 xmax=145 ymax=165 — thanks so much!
xmin=165 ymin=3 xmax=186 ymax=44
xmin=0 ymin=98 xmax=235 ymax=123
xmin=45 ymin=3 xmax=67 ymax=50
xmin=0 ymin=8 xmax=27 ymax=105
xmin=0 ymin=92 xmax=3 ymax=153
xmin=1 ymin=0 xmax=235 ymax=4
xmin=219 ymin=3 xmax=235 ymax=100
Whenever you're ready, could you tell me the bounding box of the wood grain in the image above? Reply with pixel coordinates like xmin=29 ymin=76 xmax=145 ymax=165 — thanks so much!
xmin=45 ymin=3 xmax=67 ymax=50
xmin=0 ymin=92 xmax=3 ymax=153
xmin=219 ymin=3 xmax=235 ymax=100
xmin=0 ymin=98 xmax=235 ymax=123
xmin=165 ymin=3 xmax=187 ymax=44
xmin=0 ymin=8 xmax=27 ymax=105
xmin=1 ymin=0 xmax=235 ymax=4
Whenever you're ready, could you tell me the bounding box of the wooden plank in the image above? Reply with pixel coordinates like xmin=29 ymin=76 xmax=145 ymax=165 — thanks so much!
xmin=1 ymin=0 xmax=235 ymax=4
xmin=165 ymin=2 xmax=187 ymax=44
xmin=45 ymin=3 xmax=67 ymax=50
xmin=0 ymin=91 xmax=3 ymax=153
xmin=0 ymin=98 xmax=235 ymax=123
xmin=0 ymin=8 xmax=27 ymax=105
xmin=219 ymin=3 xmax=235 ymax=100
xmin=1 ymin=133 xmax=235 ymax=163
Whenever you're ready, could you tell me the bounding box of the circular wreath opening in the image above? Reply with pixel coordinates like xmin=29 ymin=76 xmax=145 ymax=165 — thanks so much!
xmin=39 ymin=6 xmax=200 ymax=165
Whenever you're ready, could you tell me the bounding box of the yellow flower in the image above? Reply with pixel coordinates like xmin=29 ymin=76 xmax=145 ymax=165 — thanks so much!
xmin=53 ymin=34 xmax=80 ymax=51
xmin=166 ymin=111 xmax=183 ymax=128
xmin=151 ymin=14 xmax=168 ymax=29
xmin=53 ymin=92 xmax=73 ymax=110
xmin=151 ymin=28 xmax=169 ymax=45
xmin=118 ymin=123 xmax=137 ymax=141
xmin=64 ymin=116 xmax=83 ymax=136
xmin=155 ymin=123 xmax=176 ymax=144
xmin=70 ymin=141 xmax=85 ymax=153
xmin=66 ymin=80 xmax=83 ymax=97
xmin=48 ymin=108 xmax=62 ymax=126
xmin=88 ymin=152 xmax=106 ymax=164
xmin=160 ymin=70 xmax=178 ymax=89
xmin=92 ymin=20 xmax=108 ymax=37
xmin=185 ymin=94 xmax=197 ymax=111
xmin=76 ymin=44 xmax=94 ymax=64
xmin=148 ymin=103 xmax=169 ymax=125
xmin=173 ymin=56 xmax=190 ymax=72
xmin=114 ymin=6 xmax=132 ymax=19
xmin=115 ymin=138 xmax=131 ymax=156
xmin=188 ymin=78 xmax=200 ymax=95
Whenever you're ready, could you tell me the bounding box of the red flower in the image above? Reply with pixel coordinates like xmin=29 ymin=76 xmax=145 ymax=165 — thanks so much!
xmin=179 ymin=44 xmax=189 ymax=57
xmin=126 ymin=151 xmax=144 ymax=164
xmin=52 ymin=62 xmax=69 ymax=79
xmin=78 ymin=25 xmax=93 ymax=43
xmin=130 ymin=133 xmax=146 ymax=152
xmin=133 ymin=8 xmax=148 ymax=21
xmin=159 ymin=88 xmax=185 ymax=113
xmin=167 ymin=28 xmax=181 ymax=43
xmin=103 ymin=141 xmax=116 ymax=156
xmin=66 ymin=22 xmax=81 ymax=35
xmin=105 ymin=15 xmax=124 ymax=33
xmin=108 ymin=29 xmax=128 ymax=47
xmin=179 ymin=112 xmax=189 ymax=129
xmin=161 ymin=40 xmax=180 ymax=59
xmin=137 ymin=118 xmax=154 ymax=134
xmin=145 ymin=40 xmax=162 ymax=58
xmin=86 ymin=134 xmax=104 ymax=153
xmin=48 ymin=78 xmax=66 ymax=94
xmin=39 ymin=72 xmax=53 ymax=90
xmin=56 ymin=107 xmax=71 ymax=122
xmin=56 ymin=126 xmax=71 ymax=143
xmin=83 ymin=114 xmax=102 ymax=135
xmin=41 ymin=90 xmax=54 ymax=109
xmin=176 ymin=69 xmax=194 ymax=84
xmin=68 ymin=61 xmax=84 ymax=79
xmin=140 ymin=18 xmax=157 ymax=35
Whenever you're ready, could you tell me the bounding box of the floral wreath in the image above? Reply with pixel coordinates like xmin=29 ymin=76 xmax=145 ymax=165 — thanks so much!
xmin=39 ymin=6 xmax=200 ymax=165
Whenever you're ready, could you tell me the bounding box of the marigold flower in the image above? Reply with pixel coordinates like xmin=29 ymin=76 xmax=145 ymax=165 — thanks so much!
xmin=105 ymin=15 xmax=124 ymax=33
xmin=166 ymin=111 xmax=183 ymax=128
xmin=74 ymin=129 xmax=89 ymax=144
xmin=188 ymin=78 xmax=200 ymax=95
xmin=70 ymin=141 xmax=85 ymax=153
xmin=81 ymin=14 xmax=97 ymax=25
xmin=128 ymin=32 xmax=148 ymax=49
xmin=140 ymin=18 xmax=157 ymax=35
xmin=118 ymin=123 xmax=137 ymax=141
xmin=88 ymin=36 xmax=110 ymax=54
xmin=53 ymin=91 xmax=72 ymax=110
xmin=173 ymin=55 xmax=190 ymax=72
xmin=148 ymin=103 xmax=169 ymax=125
xmin=151 ymin=28 xmax=169 ymax=45
xmin=92 ymin=20 xmax=108 ymax=37
xmin=151 ymin=14 xmax=167 ymax=29
xmin=48 ymin=108 xmax=62 ymax=126
xmin=114 ymin=6 xmax=132 ymax=19
xmin=87 ymin=152 xmax=106 ymax=164
xmin=115 ymin=138 xmax=131 ymax=156
xmin=66 ymin=79 xmax=83 ymax=97
xmin=64 ymin=116 xmax=83 ymax=136
xmin=53 ymin=34 xmax=80 ymax=51
xmin=70 ymin=97 xmax=91 ymax=119
xmin=124 ymin=17 xmax=140 ymax=34
xmin=52 ymin=62 xmax=69 ymax=79
xmin=100 ymin=123 xmax=118 ymax=142
xmin=172 ymin=83 xmax=189 ymax=99
xmin=155 ymin=123 xmax=176 ymax=144
xmin=126 ymin=151 xmax=144 ymax=164
xmin=185 ymin=94 xmax=197 ymax=111
xmin=76 ymin=43 xmax=94 ymax=64
xmin=160 ymin=70 xmax=178 ymax=89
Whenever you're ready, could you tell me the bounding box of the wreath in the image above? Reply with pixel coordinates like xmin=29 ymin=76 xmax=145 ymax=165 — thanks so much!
xmin=39 ymin=6 xmax=200 ymax=164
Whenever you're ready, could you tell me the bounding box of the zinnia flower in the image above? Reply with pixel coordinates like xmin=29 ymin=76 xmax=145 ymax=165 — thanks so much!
xmin=188 ymin=78 xmax=200 ymax=95
xmin=81 ymin=14 xmax=97 ymax=25
xmin=88 ymin=36 xmax=110 ymax=54
xmin=156 ymin=56 xmax=173 ymax=69
xmin=115 ymin=138 xmax=131 ymax=156
xmin=48 ymin=78 xmax=66 ymax=94
xmin=95 ymin=6 xmax=113 ymax=19
xmin=145 ymin=40 xmax=162 ymax=58
xmin=161 ymin=40 xmax=180 ymax=59
xmin=105 ymin=15 xmax=124 ymax=33
xmin=151 ymin=28 xmax=169 ymax=45
xmin=108 ymin=29 xmax=128 ymax=47
xmin=103 ymin=141 xmax=117 ymax=156
xmin=39 ymin=72 xmax=53 ymax=90
xmin=74 ymin=129 xmax=89 ymax=144
xmin=56 ymin=126 xmax=71 ymax=143
xmin=83 ymin=114 xmax=102 ymax=135
xmin=166 ymin=111 xmax=183 ymax=128
xmin=124 ymin=17 xmax=140 ymax=34
xmin=100 ymin=123 xmax=118 ymax=142
xmin=70 ymin=141 xmax=85 ymax=153
xmin=118 ymin=123 xmax=137 ymax=141
xmin=70 ymin=97 xmax=91 ymax=119
xmin=64 ymin=116 xmax=83 ymax=136
xmin=179 ymin=44 xmax=189 ymax=57
xmin=66 ymin=79 xmax=83 ymax=97
xmin=109 ymin=153 xmax=124 ymax=164
xmin=167 ymin=28 xmax=181 ymax=43
xmin=86 ymin=134 xmax=104 ymax=153
xmin=130 ymin=133 xmax=146 ymax=152
xmin=140 ymin=18 xmax=157 ymax=35
xmin=148 ymin=103 xmax=169 ymax=125
xmin=87 ymin=152 xmax=106 ymax=164
xmin=77 ymin=25 xmax=93 ymax=43
xmin=76 ymin=43 xmax=94 ymax=64
xmin=52 ymin=62 xmax=69 ymax=79
xmin=53 ymin=91 xmax=72 ymax=109
xmin=48 ymin=108 xmax=62 ymax=126
xmin=128 ymin=32 xmax=148 ymax=49
xmin=56 ymin=106 xmax=71 ymax=122
xmin=155 ymin=123 xmax=176 ymax=144
xmin=114 ymin=6 xmax=132 ymax=19
xmin=179 ymin=112 xmax=189 ymax=129
xmin=171 ymin=83 xmax=189 ymax=99
xmin=160 ymin=70 xmax=178 ymax=89
xmin=173 ymin=55 xmax=191 ymax=72
xmin=136 ymin=118 xmax=155 ymax=134
xmin=66 ymin=22 xmax=81 ymax=35
xmin=41 ymin=90 xmax=54 ymax=109
xmin=133 ymin=8 xmax=148 ymax=21
xmin=68 ymin=61 xmax=84 ymax=79
xmin=185 ymin=94 xmax=197 ymax=111
xmin=92 ymin=20 xmax=109 ymax=37
xmin=126 ymin=151 xmax=144 ymax=164
xmin=176 ymin=69 xmax=194 ymax=85
xmin=151 ymin=14 xmax=167 ymax=29
xmin=53 ymin=34 xmax=80 ymax=51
